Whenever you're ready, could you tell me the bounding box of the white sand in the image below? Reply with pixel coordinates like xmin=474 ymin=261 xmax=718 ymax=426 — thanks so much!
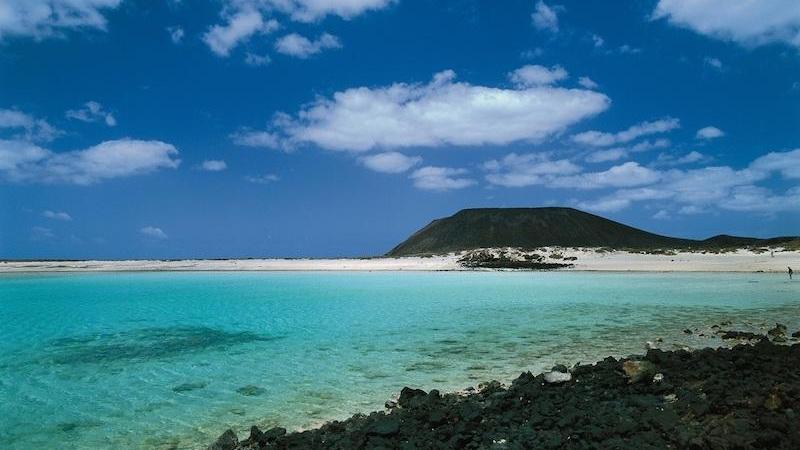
xmin=1 ymin=248 xmax=797 ymax=273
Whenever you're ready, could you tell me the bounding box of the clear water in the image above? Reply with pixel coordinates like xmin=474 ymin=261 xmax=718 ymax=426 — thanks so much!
xmin=0 ymin=271 xmax=798 ymax=449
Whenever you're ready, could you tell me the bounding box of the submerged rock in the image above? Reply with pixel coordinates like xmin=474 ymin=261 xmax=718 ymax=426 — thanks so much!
xmin=236 ymin=385 xmax=266 ymax=396
xmin=720 ymin=330 xmax=762 ymax=340
xmin=172 ymin=382 xmax=207 ymax=393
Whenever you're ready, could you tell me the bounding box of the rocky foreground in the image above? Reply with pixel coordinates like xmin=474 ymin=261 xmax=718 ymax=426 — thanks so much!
xmin=211 ymin=328 xmax=800 ymax=450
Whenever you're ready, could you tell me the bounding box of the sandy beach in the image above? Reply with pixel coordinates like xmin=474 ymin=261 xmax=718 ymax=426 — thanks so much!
xmin=2 ymin=248 xmax=797 ymax=273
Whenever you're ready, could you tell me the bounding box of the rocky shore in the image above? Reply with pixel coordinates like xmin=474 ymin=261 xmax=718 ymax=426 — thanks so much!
xmin=212 ymin=328 xmax=800 ymax=449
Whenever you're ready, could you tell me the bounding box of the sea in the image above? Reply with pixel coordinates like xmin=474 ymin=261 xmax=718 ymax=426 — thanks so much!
xmin=1 ymin=271 xmax=797 ymax=449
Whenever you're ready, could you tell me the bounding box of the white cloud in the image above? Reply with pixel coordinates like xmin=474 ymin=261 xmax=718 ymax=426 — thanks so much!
xmin=550 ymin=162 xmax=662 ymax=189
xmin=257 ymin=69 xmax=609 ymax=152
xmin=359 ymin=152 xmax=421 ymax=174
xmin=140 ymin=226 xmax=168 ymax=239
xmin=532 ymin=1 xmax=559 ymax=33
xmin=617 ymin=44 xmax=642 ymax=54
xmin=410 ymin=166 xmax=475 ymax=191
xmin=42 ymin=210 xmax=72 ymax=221
xmin=203 ymin=9 xmax=278 ymax=57
xmin=274 ymin=32 xmax=341 ymax=58
xmin=508 ymin=65 xmax=568 ymax=87
xmin=0 ymin=138 xmax=180 ymax=184
xmin=704 ymin=56 xmax=723 ymax=69
xmin=586 ymin=139 xmax=671 ymax=163
xmin=749 ymin=148 xmax=800 ymax=179
xmin=230 ymin=129 xmax=285 ymax=150
xmin=656 ymin=150 xmax=708 ymax=166
xmin=245 ymin=173 xmax=280 ymax=183
xmin=483 ymin=152 xmax=581 ymax=187
xmin=167 ymin=26 xmax=184 ymax=44
xmin=696 ymin=126 xmax=724 ymax=139
xmin=585 ymin=148 xmax=628 ymax=163
xmin=572 ymin=149 xmax=800 ymax=214
xmin=578 ymin=76 xmax=598 ymax=89
xmin=653 ymin=0 xmax=800 ymax=48
xmin=264 ymin=0 xmax=396 ymax=22
xmin=66 ymin=101 xmax=116 ymax=127
xmin=0 ymin=108 xmax=61 ymax=142
xmin=0 ymin=0 xmax=122 ymax=41
xmin=591 ymin=34 xmax=604 ymax=47
xmin=200 ymin=160 xmax=227 ymax=171
xmin=572 ymin=118 xmax=680 ymax=147
xmin=652 ymin=209 xmax=670 ymax=219
xmin=245 ymin=52 xmax=271 ymax=66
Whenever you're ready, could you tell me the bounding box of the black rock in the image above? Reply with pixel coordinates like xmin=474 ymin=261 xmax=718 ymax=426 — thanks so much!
xmin=720 ymin=330 xmax=762 ymax=340
xmin=209 ymin=429 xmax=238 ymax=450
xmin=366 ymin=414 xmax=400 ymax=436
xmin=397 ymin=387 xmax=427 ymax=408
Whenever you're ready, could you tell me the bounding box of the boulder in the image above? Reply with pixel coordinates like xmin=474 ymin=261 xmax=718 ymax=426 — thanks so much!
xmin=398 ymin=387 xmax=427 ymax=408
xmin=209 ymin=429 xmax=238 ymax=450
xmin=366 ymin=414 xmax=400 ymax=436
xmin=768 ymin=323 xmax=787 ymax=342
xmin=622 ymin=360 xmax=657 ymax=384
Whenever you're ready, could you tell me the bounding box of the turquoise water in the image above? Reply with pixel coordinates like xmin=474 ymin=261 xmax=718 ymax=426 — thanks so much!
xmin=0 ymin=271 xmax=798 ymax=449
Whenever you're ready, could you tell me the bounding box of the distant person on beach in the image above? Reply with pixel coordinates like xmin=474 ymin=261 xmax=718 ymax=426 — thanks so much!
xmin=790 ymin=267 xmax=793 ymax=280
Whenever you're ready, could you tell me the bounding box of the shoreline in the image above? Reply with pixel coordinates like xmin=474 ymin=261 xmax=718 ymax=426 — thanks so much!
xmin=213 ymin=327 xmax=800 ymax=449
xmin=2 ymin=247 xmax=797 ymax=273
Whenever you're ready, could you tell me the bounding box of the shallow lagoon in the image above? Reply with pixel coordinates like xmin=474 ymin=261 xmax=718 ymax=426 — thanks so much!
xmin=0 ymin=271 xmax=797 ymax=449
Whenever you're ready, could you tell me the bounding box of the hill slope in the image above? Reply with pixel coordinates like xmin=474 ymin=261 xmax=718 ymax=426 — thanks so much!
xmin=387 ymin=207 xmax=796 ymax=256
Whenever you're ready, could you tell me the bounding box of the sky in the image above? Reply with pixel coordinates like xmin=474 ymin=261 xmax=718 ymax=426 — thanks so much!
xmin=1 ymin=0 xmax=799 ymax=259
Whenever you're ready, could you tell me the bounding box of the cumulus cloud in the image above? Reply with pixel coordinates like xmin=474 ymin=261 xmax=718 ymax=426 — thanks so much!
xmin=549 ymin=162 xmax=662 ymax=189
xmin=140 ymin=226 xmax=168 ymax=239
xmin=572 ymin=118 xmax=680 ymax=147
xmin=578 ymin=76 xmax=598 ymax=89
xmin=274 ymin=32 xmax=341 ymax=58
xmin=655 ymin=150 xmax=708 ymax=166
xmin=42 ymin=210 xmax=72 ymax=221
xmin=585 ymin=138 xmax=671 ymax=163
xmin=508 ymin=65 xmax=568 ymax=87
xmin=203 ymin=9 xmax=279 ymax=57
xmin=410 ymin=166 xmax=475 ymax=191
xmin=200 ymin=160 xmax=227 ymax=171
xmin=66 ymin=101 xmax=116 ymax=126
xmin=483 ymin=153 xmax=581 ymax=187
xmin=572 ymin=148 xmax=800 ymax=214
xmin=696 ymin=126 xmax=725 ymax=139
xmin=0 ymin=0 xmax=121 ymax=41
xmin=359 ymin=152 xmax=421 ymax=174
xmin=0 ymin=138 xmax=180 ymax=185
xmin=532 ymin=1 xmax=559 ymax=33
xmin=0 ymin=108 xmax=62 ymax=142
xmin=230 ymin=129 xmax=285 ymax=150
xmin=653 ymin=0 xmax=800 ymax=48
xmin=251 ymin=69 xmax=609 ymax=152
xmin=263 ymin=0 xmax=396 ymax=22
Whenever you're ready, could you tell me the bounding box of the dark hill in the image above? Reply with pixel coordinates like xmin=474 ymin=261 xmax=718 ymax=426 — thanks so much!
xmin=387 ymin=207 xmax=796 ymax=256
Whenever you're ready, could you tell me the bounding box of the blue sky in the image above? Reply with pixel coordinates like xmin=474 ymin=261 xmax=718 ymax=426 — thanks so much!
xmin=1 ymin=0 xmax=799 ymax=259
